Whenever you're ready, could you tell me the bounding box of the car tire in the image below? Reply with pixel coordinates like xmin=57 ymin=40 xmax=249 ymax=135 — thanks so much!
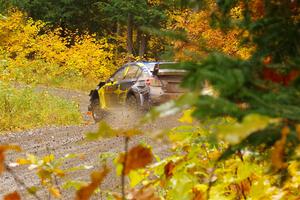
xmin=125 ymin=94 xmax=146 ymax=121
xmin=126 ymin=94 xmax=139 ymax=109
xmin=90 ymin=100 xmax=105 ymax=122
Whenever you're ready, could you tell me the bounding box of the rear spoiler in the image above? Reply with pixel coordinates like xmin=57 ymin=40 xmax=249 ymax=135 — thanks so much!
xmin=152 ymin=63 xmax=186 ymax=76
xmin=156 ymin=69 xmax=187 ymax=76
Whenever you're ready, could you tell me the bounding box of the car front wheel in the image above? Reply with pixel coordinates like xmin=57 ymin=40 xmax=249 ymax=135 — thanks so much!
xmin=89 ymin=99 xmax=105 ymax=122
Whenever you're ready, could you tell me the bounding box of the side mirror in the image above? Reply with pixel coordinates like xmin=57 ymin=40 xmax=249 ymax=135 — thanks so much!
xmin=108 ymin=77 xmax=114 ymax=83
xmin=152 ymin=64 xmax=159 ymax=76
xmin=98 ymin=81 xmax=106 ymax=87
xmin=96 ymin=81 xmax=106 ymax=90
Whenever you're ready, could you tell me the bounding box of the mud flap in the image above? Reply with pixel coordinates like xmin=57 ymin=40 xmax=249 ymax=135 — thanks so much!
xmin=98 ymin=87 xmax=106 ymax=109
xmin=88 ymin=89 xmax=99 ymax=111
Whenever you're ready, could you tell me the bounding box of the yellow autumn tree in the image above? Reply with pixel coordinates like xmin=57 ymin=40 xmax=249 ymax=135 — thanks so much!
xmin=167 ymin=2 xmax=253 ymax=60
xmin=0 ymin=10 xmax=118 ymax=90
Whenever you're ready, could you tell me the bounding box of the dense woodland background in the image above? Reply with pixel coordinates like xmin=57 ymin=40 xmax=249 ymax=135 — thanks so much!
xmin=1 ymin=0 xmax=300 ymax=199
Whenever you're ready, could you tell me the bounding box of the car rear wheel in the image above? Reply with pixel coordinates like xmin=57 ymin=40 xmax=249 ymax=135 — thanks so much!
xmin=125 ymin=94 xmax=144 ymax=120
xmin=126 ymin=94 xmax=139 ymax=109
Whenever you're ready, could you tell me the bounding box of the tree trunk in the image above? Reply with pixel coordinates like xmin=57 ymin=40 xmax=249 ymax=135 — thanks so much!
xmin=126 ymin=13 xmax=134 ymax=55
xmin=136 ymin=28 xmax=141 ymax=56
xmin=139 ymin=33 xmax=149 ymax=58
xmin=115 ymin=20 xmax=121 ymax=58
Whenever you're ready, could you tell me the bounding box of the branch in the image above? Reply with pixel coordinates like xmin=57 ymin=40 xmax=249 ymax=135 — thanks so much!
xmin=121 ymin=136 xmax=129 ymax=200
xmin=206 ymin=160 xmax=219 ymax=199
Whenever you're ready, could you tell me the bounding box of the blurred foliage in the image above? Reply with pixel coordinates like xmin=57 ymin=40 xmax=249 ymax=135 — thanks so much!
xmin=177 ymin=0 xmax=300 ymax=156
xmin=167 ymin=2 xmax=253 ymax=60
xmin=124 ymin=123 xmax=300 ymax=200
xmin=77 ymin=114 xmax=300 ymax=200
xmin=165 ymin=3 xmax=300 ymax=199
xmin=1 ymin=0 xmax=300 ymax=199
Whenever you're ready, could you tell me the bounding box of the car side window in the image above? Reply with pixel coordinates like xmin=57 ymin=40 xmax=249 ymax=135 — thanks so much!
xmin=112 ymin=67 xmax=126 ymax=81
xmin=124 ymin=65 xmax=141 ymax=79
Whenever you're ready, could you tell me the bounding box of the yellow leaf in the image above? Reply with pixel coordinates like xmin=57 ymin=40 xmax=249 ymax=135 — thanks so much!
xmin=37 ymin=169 xmax=52 ymax=185
xmin=288 ymin=161 xmax=298 ymax=177
xmin=218 ymin=114 xmax=279 ymax=144
xmin=178 ymin=109 xmax=194 ymax=124
xmin=49 ymin=187 xmax=61 ymax=198
xmin=43 ymin=154 xmax=55 ymax=163
xmin=121 ymin=129 xmax=142 ymax=137
xmin=53 ymin=168 xmax=65 ymax=177
xmin=16 ymin=158 xmax=31 ymax=165
xmin=85 ymin=121 xmax=116 ymax=140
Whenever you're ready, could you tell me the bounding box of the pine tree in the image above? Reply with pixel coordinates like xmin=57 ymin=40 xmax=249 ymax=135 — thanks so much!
xmin=180 ymin=0 xmax=300 ymax=162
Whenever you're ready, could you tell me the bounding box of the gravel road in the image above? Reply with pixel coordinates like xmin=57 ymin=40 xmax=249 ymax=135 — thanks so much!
xmin=0 ymin=86 xmax=181 ymax=199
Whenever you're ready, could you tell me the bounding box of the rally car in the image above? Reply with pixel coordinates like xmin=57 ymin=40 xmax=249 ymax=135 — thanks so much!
xmin=88 ymin=62 xmax=186 ymax=121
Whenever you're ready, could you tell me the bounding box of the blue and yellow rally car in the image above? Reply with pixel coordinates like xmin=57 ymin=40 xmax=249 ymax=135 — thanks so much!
xmin=88 ymin=62 xmax=186 ymax=121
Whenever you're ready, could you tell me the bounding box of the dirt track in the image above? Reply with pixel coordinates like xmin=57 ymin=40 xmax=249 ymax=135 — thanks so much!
xmin=0 ymin=87 xmax=181 ymax=199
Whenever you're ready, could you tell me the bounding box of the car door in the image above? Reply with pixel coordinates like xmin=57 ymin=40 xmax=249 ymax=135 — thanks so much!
xmin=118 ymin=64 xmax=142 ymax=104
xmin=103 ymin=66 xmax=127 ymax=107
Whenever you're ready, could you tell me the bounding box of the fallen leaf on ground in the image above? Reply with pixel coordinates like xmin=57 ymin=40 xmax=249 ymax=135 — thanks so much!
xmin=49 ymin=186 xmax=61 ymax=198
xmin=0 ymin=145 xmax=21 ymax=174
xmin=4 ymin=191 xmax=21 ymax=200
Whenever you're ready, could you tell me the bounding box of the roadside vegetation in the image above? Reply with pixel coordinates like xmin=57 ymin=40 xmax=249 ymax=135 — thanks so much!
xmin=0 ymin=82 xmax=82 ymax=132
xmin=0 ymin=0 xmax=300 ymax=200
xmin=0 ymin=10 xmax=117 ymax=91
xmin=0 ymin=5 xmax=250 ymax=91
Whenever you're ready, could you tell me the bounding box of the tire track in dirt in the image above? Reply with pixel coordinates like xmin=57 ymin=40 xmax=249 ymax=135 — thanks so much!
xmin=0 ymin=86 xmax=180 ymax=199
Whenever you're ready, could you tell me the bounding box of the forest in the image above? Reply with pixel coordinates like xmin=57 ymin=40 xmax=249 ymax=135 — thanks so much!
xmin=0 ymin=0 xmax=300 ymax=199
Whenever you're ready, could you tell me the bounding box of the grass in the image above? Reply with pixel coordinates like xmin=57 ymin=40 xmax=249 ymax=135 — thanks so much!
xmin=42 ymin=76 xmax=98 ymax=92
xmin=0 ymin=82 xmax=82 ymax=132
